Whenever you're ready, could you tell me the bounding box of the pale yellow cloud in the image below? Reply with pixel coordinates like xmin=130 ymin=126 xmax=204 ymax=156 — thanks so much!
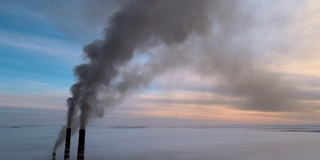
xmin=262 ymin=0 xmax=320 ymax=78
xmin=120 ymin=88 xmax=320 ymax=124
xmin=132 ymin=103 xmax=315 ymax=124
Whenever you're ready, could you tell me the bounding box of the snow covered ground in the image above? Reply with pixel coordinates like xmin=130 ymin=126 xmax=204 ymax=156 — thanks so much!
xmin=1 ymin=125 xmax=320 ymax=160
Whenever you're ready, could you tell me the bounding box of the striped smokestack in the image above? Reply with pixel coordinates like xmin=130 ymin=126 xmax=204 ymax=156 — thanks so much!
xmin=64 ymin=128 xmax=71 ymax=160
xmin=77 ymin=129 xmax=86 ymax=160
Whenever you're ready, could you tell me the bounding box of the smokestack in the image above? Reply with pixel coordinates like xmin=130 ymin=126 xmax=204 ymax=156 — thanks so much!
xmin=52 ymin=152 xmax=56 ymax=160
xmin=64 ymin=128 xmax=71 ymax=160
xmin=77 ymin=129 xmax=86 ymax=160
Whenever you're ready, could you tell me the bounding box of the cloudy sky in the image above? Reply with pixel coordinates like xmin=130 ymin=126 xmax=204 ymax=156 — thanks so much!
xmin=1 ymin=0 xmax=320 ymax=125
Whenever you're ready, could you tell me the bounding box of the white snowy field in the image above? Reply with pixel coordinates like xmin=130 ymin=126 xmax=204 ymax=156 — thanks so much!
xmin=1 ymin=125 xmax=320 ymax=160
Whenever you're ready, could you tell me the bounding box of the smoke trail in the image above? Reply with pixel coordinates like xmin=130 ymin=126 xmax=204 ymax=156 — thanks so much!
xmin=112 ymin=0 xmax=299 ymax=112
xmin=53 ymin=0 xmax=302 ymax=150
xmin=54 ymin=0 xmax=213 ymax=150
xmin=53 ymin=97 xmax=77 ymax=151
xmin=74 ymin=0 xmax=212 ymax=128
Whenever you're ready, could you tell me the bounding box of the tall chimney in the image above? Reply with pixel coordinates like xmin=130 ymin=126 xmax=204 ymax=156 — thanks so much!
xmin=52 ymin=152 xmax=56 ymax=160
xmin=64 ymin=128 xmax=71 ymax=160
xmin=77 ymin=129 xmax=86 ymax=160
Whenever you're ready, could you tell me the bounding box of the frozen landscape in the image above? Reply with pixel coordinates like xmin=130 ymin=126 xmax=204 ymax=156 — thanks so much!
xmin=1 ymin=124 xmax=320 ymax=160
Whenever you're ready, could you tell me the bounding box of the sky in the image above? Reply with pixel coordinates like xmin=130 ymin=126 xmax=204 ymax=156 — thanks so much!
xmin=0 ymin=0 xmax=320 ymax=125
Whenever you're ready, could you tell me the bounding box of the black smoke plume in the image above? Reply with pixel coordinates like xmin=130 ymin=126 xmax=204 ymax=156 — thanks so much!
xmin=54 ymin=0 xmax=299 ymax=150
xmin=54 ymin=0 xmax=213 ymax=150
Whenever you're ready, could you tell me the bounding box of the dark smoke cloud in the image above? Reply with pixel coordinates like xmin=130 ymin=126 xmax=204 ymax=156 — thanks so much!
xmin=115 ymin=0 xmax=299 ymax=112
xmin=74 ymin=0 xmax=212 ymax=128
xmin=54 ymin=0 xmax=301 ymax=150
xmin=54 ymin=0 xmax=213 ymax=150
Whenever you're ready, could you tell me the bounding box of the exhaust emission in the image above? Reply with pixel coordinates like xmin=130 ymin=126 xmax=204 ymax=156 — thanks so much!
xmin=77 ymin=129 xmax=86 ymax=160
xmin=53 ymin=0 xmax=301 ymax=157
xmin=64 ymin=128 xmax=71 ymax=160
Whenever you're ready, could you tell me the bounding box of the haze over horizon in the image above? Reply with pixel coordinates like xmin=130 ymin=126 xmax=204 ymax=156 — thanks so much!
xmin=1 ymin=0 xmax=320 ymax=125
